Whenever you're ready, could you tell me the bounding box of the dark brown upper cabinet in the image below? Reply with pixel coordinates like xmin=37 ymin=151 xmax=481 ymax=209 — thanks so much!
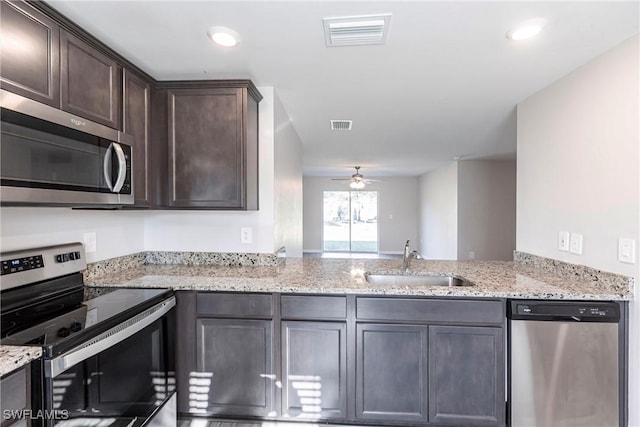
xmin=123 ymin=69 xmax=152 ymax=206
xmin=60 ymin=28 xmax=121 ymax=129
xmin=0 ymin=0 xmax=60 ymax=107
xmin=1 ymin=1 xmax=261 ymax=211
xmin=165 ymin=82 xmax=261 ymax=210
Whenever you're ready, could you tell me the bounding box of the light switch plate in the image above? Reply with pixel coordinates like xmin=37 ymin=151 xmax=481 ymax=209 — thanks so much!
xmin=618 ymin=238 xmax=636 ymax=264
xmin=558 ymin=231 xmax=570 ymax=251
xmin=569 ymin=233 xmax=583 ymax=255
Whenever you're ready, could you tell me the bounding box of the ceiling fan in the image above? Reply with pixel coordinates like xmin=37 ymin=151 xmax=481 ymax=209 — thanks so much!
xmin=331 ymin=166 xmax=381 ymax=189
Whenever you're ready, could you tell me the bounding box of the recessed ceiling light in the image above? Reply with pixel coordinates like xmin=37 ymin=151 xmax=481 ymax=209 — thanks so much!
xmin=208 ymin=26 xmax=241 ymax=47
xmin=506 ymin=19 xmax=545 ymax=41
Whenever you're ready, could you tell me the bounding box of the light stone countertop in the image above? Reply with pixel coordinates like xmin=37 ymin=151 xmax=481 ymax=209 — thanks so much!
xmin=0 ymin=346 xmax=42 ymax=377
xmin=85 ymin=257 xmax=633 ymax=300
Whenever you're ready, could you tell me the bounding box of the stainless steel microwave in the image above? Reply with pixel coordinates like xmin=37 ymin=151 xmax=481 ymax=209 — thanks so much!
xmin=0 ymin=90 xmax=134 ymax=206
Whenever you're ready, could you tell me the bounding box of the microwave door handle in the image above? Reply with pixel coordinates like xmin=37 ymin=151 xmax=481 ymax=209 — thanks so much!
xmin=103 ymin=143 xmax=115 ymax=192
xmin=111 ymin=142 xmax=127 ymax=192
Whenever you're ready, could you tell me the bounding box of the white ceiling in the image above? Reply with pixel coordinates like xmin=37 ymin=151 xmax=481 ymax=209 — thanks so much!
xmin=47 ymin=1 xmax=639 ymax=177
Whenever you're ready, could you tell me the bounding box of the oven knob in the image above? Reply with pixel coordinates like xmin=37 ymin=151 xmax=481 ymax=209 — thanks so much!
xmin=57 ymin=327 xmax=71 ymax=338
xmin=55 ymin=254 xmax=70 ymax=263
xmin=70 ymin=322 xmax=82 ymax=332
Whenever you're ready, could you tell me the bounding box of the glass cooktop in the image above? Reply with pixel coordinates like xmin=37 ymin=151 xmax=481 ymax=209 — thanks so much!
xmin=1 ymin=287 xmax=172 ymax=356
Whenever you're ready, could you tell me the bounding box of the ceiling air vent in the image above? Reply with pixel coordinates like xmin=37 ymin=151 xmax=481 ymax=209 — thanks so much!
xmin=330 ymin=120 xmax=353 ymax=131
xmin=323 ymin=14 xmax=391 ymax=47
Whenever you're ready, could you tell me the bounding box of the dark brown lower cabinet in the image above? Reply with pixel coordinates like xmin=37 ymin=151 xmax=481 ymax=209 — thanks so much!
xmin=356 ymin=324 xmax=429 ymax=423
xmin=281 ymin=321 xmax=347 ymax=419
xmin=1 ymin=366 xmax=30 ymax=427
xmin=355 ymin=323 xmax=504 ymax=426
xmin=177 ymin=292 xmax=505 ymax=427
xmin=195 ymin=318 xmax=274 ymax=417
xmin=428 ymin=326 xmax=504 ymax=426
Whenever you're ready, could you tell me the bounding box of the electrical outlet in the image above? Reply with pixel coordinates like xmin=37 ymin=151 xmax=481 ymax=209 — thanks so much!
xmin=83 ymin=232 xmax=97 ymax=253
xmin=618 ymin=238 xmax=636 ymax=264
xmin=469 ymin=251 xmax=475 ymax=259
xmin=558 ymin=231 xmax=570 ymax=251
xmin=240 ymin=227 xmax=253 ymax=244
xmin=569 ymin=233 xmax=583 ymax=255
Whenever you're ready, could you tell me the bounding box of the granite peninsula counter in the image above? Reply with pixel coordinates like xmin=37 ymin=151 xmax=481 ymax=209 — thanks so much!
xmin=84 ymin=257 xmax=633 ymax=301
xmin=0 ymin=346 xmax=42 ymax=377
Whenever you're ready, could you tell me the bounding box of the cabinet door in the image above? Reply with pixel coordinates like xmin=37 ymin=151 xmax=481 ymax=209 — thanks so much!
xmin=0 ymin=0 xmax=59 ymax=107
xmin=123 ymin=69 xmax=151 ymax=206
xmin=282 ymin=321 xmax=347 ymax=419
xmin=60 ymin=28 xmax=121 ymax=129
xmin=1 ymin=366 xmax=29 ymax=427
xmin=167 ymin=88 xmax=247 ymax=209
xmin=356 ymin=324 xmax=429 ymax=423
xmin=428 ymin=326 xmax=504 ymax=426
xmin=175 ymin=291 xmax=196 ymax=414
xmin=196 ymin=318 xmax=274 ymax=417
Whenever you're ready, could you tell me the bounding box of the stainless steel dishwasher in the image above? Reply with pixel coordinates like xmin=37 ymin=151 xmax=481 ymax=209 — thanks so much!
xmin=508 ymin=300 xmax=622 ymax=427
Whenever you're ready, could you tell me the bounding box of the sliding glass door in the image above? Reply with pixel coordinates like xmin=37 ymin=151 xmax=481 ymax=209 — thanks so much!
xmin=322 ymin=191 xmax=378 ymax=252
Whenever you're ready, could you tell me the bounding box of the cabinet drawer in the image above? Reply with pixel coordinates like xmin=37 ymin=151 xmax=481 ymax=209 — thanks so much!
xmin=197 ymin=293 xmax=272 ymax=317
xmin=281 ymin=295 xmax=347 ymax=320
xmin=357 ymin=297 xmax=504 ymax=325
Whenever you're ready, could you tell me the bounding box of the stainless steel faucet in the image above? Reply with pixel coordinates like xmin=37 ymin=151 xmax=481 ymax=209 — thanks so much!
xmin=402 ymin=240 xmax=422 ymax=271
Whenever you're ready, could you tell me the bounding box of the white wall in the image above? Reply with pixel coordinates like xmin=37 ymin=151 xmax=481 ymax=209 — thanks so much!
xmin=457 ymin=160 xmax=516 ymax=261
xmin=0 ymin=208 xmax=145 ymax=263
xmin=303 ymin=177 xmax=418 ymax=254
xmin=417 ymin=162 xmax=458 ymax=259
xmin=517 ymin=36 xmax=639 ymax=277
xmin=273 ymin=92 xmax=303 ymax=257
xmin=516 ymin=35 xmax=639 ymax=426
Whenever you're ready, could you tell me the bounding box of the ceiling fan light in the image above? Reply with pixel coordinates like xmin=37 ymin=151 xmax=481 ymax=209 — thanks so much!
xmin=350 ymin=181 xmax=365 ymax=189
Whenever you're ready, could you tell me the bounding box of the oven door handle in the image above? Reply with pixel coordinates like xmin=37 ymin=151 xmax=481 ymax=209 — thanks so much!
xmin=45 ymin=296 xmax=176 ymax=378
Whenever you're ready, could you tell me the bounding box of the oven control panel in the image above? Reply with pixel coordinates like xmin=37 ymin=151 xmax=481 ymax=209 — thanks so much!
xmin=0 ymin=243 xmax=86 ymax=291
xmin=1 ymin=255 xmax=44 ymax=275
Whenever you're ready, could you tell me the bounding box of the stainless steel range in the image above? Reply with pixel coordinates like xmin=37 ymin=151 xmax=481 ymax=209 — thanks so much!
xmin=1 ymin=243 xmax=176 ymax=427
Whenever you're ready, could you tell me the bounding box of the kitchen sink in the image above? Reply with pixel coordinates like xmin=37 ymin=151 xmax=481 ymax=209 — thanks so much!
xmin=364 ymin=273 xmax=473 ymax=287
